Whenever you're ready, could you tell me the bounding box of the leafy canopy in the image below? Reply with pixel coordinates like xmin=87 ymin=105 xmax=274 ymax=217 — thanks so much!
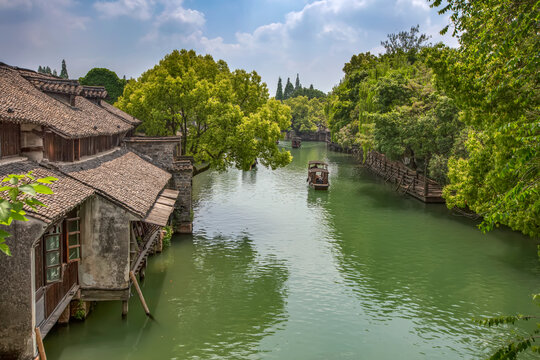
xmin=79 ymin=68 xmax=127 ymax=104
xmin=0 ymin=172 xmax=57 ymax=256
xmin=116 ymin=49 xmax=292 ymax=171
xmin=285 ymin=96 xmax=328 ymax=134
xmin=428 ymin=0 xmax=539 ymax=237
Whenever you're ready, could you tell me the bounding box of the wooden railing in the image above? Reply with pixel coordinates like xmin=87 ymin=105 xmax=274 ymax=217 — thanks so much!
xmin=327 ymin=142 xmax=444 ymax=203
xmin=363 ymin=151 xmax=444 ymax=203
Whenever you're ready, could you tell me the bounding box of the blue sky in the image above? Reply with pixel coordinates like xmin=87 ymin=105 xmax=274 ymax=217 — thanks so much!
xmin=0 ymin=0 xmax=457 ymax=94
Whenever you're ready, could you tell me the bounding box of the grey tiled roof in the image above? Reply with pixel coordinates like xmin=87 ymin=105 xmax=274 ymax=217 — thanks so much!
xmin=58 ymin=150 xmax=171 ymax=218
xmin=0 ymin=161 xmax=94 ymax=224
xmin=0 ymin=64 xmax=132 ymax=138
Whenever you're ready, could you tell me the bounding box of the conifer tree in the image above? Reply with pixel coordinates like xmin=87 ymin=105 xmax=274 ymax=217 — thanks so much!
xmin=52 ymin=69 xmax=57 ymax=77
xmin=275 ymin=77 xmax=283 ymax=100
xmin=284 ymin=77 xmax=294 ymax=100
xmin=60 ymin=59 xmax=68 ymax=79
xmin=295 ymin=73 xmax=301 ymax=90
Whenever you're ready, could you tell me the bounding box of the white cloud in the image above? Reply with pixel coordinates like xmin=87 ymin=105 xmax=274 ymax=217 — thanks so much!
xmin=0 ymin=0 xmax=33 ymax=9
xmin=94 ymin=0 xmax=154 ymax=20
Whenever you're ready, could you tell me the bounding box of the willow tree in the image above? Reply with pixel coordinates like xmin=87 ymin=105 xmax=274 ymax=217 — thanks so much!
xmin=116 ymin=49 xmax=292 ymax=171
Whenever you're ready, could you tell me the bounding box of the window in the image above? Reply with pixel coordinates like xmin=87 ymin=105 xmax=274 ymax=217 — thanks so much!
xmin=44 ymin=224 xmax=62 ymax=283
xmin=66 ymin=210 xmax=81 ymax=262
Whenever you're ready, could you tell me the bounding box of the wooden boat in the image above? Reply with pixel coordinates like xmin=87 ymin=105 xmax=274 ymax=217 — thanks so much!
xmin=292 ymin=137 xmax=302 ymax=148
xmin=307 ymin=160 xmax=329 ymax=190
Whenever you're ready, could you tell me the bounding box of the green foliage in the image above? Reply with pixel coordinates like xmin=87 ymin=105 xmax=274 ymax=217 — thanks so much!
xmin=275 ymin=77 xmax=283 ymax=101
xmin=429 ymin=0 xmax=540 ymax=237
xmin=72 ymin=300 xmax=86 ymax=320
xmin=0 ymin=172 xmax=57 ymax=256
xmin=381 ymin=24 xmax=431 ymax=62
xmin=475 ymin=293 xmax=540 ymax=360
xmin=290 ymin=85 xmax=326 ymax=100
xmin=162 ymin=225 xmax=173 ymax=248
xmin=59 ymin=59 xmax=68 ymax=79
xmin=38 ymin=65 xmax=54 ymax=76
xmin=285 ymin=96 xmax=328 ymax=134
xmin=283 ymin=77 xmax=294 ymax=100
xmin=79 ymin=68 xmax=127 ymax=104
xmin=116 ymin=49 xmax=292 ymax=172
xmin=294 ymin=73 xmax=301 ymax=91
xmin=328 ymin=36 xmax=463 ymax=180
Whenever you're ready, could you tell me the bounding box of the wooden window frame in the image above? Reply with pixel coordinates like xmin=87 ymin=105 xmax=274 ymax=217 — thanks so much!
xmin=44 ymin=224 xmax=63 ymax=284
xmin=66 ymin=215 xmax=81 ymax=263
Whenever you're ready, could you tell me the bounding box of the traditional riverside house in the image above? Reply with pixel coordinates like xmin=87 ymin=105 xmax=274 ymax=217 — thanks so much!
xmin=0 ymin=63 xmax=183 ymax=359
xmin=0 ymin=162 xmax=94 ymax=359
xmin=55 ymin=149 xmax=178 ymax=305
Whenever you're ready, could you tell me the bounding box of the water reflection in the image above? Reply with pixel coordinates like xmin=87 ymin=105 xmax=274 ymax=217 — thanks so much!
xmin=45 ymin=233 xmax=289 ymax=360
xmin=44 ymin=142 xmax=540 ymax=360
xmin=321 ymin=149 xmax=540 ymax=358
xmin=164 ymin=234 xmax=289 ymax=359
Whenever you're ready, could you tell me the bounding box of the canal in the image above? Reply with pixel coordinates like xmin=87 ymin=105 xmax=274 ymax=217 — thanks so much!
xmin=45 ymin=141 xmax=539 ymax=359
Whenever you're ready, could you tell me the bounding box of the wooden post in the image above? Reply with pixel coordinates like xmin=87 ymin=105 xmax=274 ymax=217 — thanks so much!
xmin=139 ymin=261 xmax=146 ymax=281
xmin=423 ymin=162 xmax=429 ymax=197
xmin=122 ymin=300 xmax=129 ymax=318
xmin=129 ymin=271 xmax=150 ymax=316
xmin=35 ymin=327 xmax=46 ymax=360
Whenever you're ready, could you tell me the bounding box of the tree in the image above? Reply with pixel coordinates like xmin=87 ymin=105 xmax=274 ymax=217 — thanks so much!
xmin=52 ymin=69 xmax=57 ymax=77
xmin=381 ymin=24 xmax=431 ymax=60
xmin=38 ymin=66 xmax=53 ymax=75
xmin=290 ymin=85 xmax=326 ymax=100
xmin=80 ymin=68 xmax=127 ymax=104
xmin=0 ymin=172 xmax=57 ymax=256
xmin=295 ymin=73 xmax=301 ymax=91
xmin=116 ymin=49 xmax=292 ymax=171
xmin=275 ymin=77 xmax=283 ymax=101
xmin=428 ymin=0 xmax=539 ymax=237
xmin=283 ymin=77 xmax=294 ymax=100
xmin=59 ymin=59 xmax=68 ymax=79
xmin=285 ymin=96 xmax=328 ymax=134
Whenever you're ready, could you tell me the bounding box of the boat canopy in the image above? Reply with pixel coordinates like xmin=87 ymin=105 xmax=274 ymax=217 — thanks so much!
xmin=308 ymin=167 xmax=329 ymax=173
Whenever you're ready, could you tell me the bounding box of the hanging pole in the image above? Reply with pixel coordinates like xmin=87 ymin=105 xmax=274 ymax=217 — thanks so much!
xmin=129 ymin=271 xmax=151 ymax=317
xmin=35 ymin=327 xmax=46 ymax=360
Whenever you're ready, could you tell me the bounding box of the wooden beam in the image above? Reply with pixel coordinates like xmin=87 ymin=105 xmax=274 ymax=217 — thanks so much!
xmin=129 ymin=271 xmax=150 ymax=316
xmin=35 ymin=327 xmax=46 ymax=360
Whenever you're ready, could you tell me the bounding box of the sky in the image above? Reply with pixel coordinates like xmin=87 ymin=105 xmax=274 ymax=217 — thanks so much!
xmin=0 ymin=0 xmax=458 ymax=95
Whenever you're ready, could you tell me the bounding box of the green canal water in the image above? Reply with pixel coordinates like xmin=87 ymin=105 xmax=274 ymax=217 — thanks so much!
xmin=45 ymin=142 xmax=539 ymax=359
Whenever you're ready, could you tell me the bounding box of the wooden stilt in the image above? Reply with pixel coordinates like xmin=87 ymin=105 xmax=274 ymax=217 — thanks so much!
xmin=122 ymin=300 xmax=129 ymax=318
xmin=129 ymin=271 xmax=150 ymax=316
xmin=139 ymin=260 xmax=146 ymax=281
xmin=35 ymin=327 xmax=46 ymax=360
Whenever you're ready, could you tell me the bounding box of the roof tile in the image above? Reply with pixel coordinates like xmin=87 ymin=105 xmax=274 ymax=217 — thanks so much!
xmin=0 ymin=161 xmax=94 ymax=224
xmin=58 ymin=150 xmax=171 ymax=218
xmin=0 ymin=65 xmax=132 ymax=138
